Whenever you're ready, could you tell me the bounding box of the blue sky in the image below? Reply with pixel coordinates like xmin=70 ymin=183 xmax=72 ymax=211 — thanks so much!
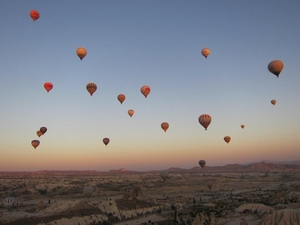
xmin=0 ymin=1 xmax=300 ymax=171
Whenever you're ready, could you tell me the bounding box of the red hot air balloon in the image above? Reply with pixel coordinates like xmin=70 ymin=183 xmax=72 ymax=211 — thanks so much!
xmin=86 ymin=83 xmax=97 ymax=96
xmin=117 ymin=94 xmax=126 ymax=104
xmin=161 ymin=122 xmax=169 ymax=132
xmin=44 ymin=82 xmax=53 ymax=93
xmin=103 ymin=138 xmax=110 ymax=146
xmin=30 ymin=10 xmax=40 ymax=21
xmin=198 ymin=114 xmax=212 ymax=130
xmin=224 ymin=136 xmax=231 ymax=144
xmin=31 ymin=140 xmax=40 ymax=149
xmin=140 ymin=85 xmax=151 ymax=98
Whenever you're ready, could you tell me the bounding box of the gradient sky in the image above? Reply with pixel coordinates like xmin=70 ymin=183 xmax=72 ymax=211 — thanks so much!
xmin=0 ymin=1 xmax=300 ymax=171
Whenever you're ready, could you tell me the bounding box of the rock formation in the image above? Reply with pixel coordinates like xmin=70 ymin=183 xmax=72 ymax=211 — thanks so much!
xmin=260 ymin=208 xmax=300 ymax=225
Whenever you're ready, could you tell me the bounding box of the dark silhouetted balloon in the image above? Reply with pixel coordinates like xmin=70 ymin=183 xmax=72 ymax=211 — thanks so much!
xmin=83 ymin=186 xmax=93 ymax=198
xmin=224 ymin=136 xmax=231 ymax=144
xmin=198 ymin=160 xmax=206 ymax=168
xmin=241 ymin=124 xmax=245 ymax=129
xmin=268 ymin=60 xmax=284 ymax=77
xmin=36 ymin=130 xmax=42 ymax=137
xmin=198 ymin=114 xmax=212 ymax=130
xmin=31 ymin=140 xmax=40 ymax=149
xmin=86 ymin=83 xmax=97 ymax=96
xmin=207 ymin=183 xmax=213 ymax=190
xmin=161 ymin=122 xmax=169 ymax=132
xmin=40 ymin=127 xmax=47 ymax=135
xmin=103 ymin=138 xmax=110 ymax=146
xmin=271 ymin=99 xmax=277 ymax=105
xmin=76 ymin=47 xmax=87 ymax=60
xmin=30 ymin=10 xmax=40 ymax=21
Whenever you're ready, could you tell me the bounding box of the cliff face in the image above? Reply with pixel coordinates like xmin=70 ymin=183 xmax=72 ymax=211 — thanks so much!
xmin=260 ymin=209 xmax=300 ymax=225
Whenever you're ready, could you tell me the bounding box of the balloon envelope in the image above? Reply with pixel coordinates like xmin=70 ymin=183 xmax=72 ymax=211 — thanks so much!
xmin=36 ymin=130 xmax=42 ymax=137
xmin=117 ymin=94 xmax=126 ymax=104
xmin=207 ymin=183 xmax=213 ymax=190
xmin=201 ymin=48 xmax=210 ymax=58
xmin=128 ymin=109 xmax=134 ymax=117
xmin=140 ymin=85 xmax=151 ymax=98
xmin=83 ymin=186 xmax=93 ymax=197
xmin=198 ymin=160 xmax=206 ymax=168
xmin=160 ymin=170 xmax=169 ymax=182
xmin=224 ymin=136 xmax=231 ymax=144
xmin=86 ymin=83 xmax=97 ymax=96
xmin=3 ymin=197 xmax=15 ymax=207
xmin=241 ymin=124 xmax=245 ymax=129
xmin=31 ymin=140 xmax=40 ymax=149
xmin=198 ymin=114 xmax=212 ymax=130
xmin=161 ymin=122 xmax=169 ymax=132
xmin=40 ymin=127 xmax=47 ymax=135
xmin=103 ymin=137 xmax=110 ymax=146
xmin=30 ymin=10 xmax=40 ymax=21
xmin=76 ymin=47 xmax=87 ymax=60
xmin=44 ymin=82 xmax=53 ymax=92
xmin=268 ymin=60 xmax=284 ymax=77
xmin=271 ymin=99 xmax=277 ymax=105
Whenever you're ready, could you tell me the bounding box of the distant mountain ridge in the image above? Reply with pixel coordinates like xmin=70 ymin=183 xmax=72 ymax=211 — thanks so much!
xmin=1 ymin=161 xmax=300 ymax=175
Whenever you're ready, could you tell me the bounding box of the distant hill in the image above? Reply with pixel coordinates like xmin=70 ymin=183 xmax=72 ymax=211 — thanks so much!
xmin=1 ymin=161 xmax=300 ymax=176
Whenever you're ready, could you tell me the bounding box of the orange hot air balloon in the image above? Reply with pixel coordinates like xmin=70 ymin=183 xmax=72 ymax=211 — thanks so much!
xmin=198 ymin=114 xmax=212 ymax=130
xmin=103 ymin=137 xmax=110 ymax=146
xmin=76 ymin=47 xmax=87 ymax=60
xmin=128 ymin=109 xmax=134 ymax=117
xmin=117 ymin=94 xmax=126 ymax=104
xmin=207 ymin=183 xmax=213 ymax=190
xmin=198 ymin=160 xmax=206 ymax=168
xmin=86 ymin=83 xmax=97 ymax=96
xmin=30 ymin=10 xmax=40 ymax=21
xmin=161 ymin=122 xmax=169 ymax=132
xmin=40 ymin=127 xmax=47 ymax=135
xmin=201 ymin=48 xmax=210 ymax=58
xmin=268 ymin=60 xmax=284 ymax=78
xmin=271 ymin=99 xmax=277 ymax=105
xmin=44 ymin=82 xmax=53 ymax=93
xmin=31 ymin=140 xmax=40 ymax=149
xmin=140 ymin=85 xmax=151 ymax=98
xmin=224 ymin=136 xmax=231 ymax=144
xmin=241 ymin=124 xmax=245 ymax=129
xmin=36 ymin=130 xmax=42 ymax=137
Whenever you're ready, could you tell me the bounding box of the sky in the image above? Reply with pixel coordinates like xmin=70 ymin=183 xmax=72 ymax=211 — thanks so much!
xmin=0 ymin=1 xmax=300 ymax=171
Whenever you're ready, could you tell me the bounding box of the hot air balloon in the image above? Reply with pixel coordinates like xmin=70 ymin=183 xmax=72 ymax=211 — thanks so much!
xmin=198 ymin=114 xmax=212 ymax=130
xmin=36 ymin=130 xmax=42 ymax=137
xmin=161 ymin=122 xmax=169 ymax=132
xmin=30 ymin=10 xmax=40 ymax=21
xmin=76 ymin=47 xmax=87 ymax=60
xmin=201 ymin=48 xmax=210 ymax=58
xmin=31 ymin=140 xmax=40 ymax=149
xmin=83 ymin=186 xmax=93 ymax=198
xmin=160 ymin=170 xmax=169 ymax=183
xmin=86 ymin=83 xmax=97 ymax=96
xmin=198 ymin=160 xmax=206 ymax=168
xmin=3 ymin=197 xmax=15 ymax=208
xmin=271 ymin=99 xmax=277 ymax=105
xmin=207 ymin=183 xmax=213 ymax=190
xmin=44 ymin=82 xmax=53 ymax=93
xmin=103 ymin=137 xmax=110 ymax=146
xmin=117 ymin=94 xmax=126 ymax=104
xmin=40 ymin=127 xmax=47 ymax=135
xmin=241 ymin=124 xmax=245 ymax=129
xmin=224 ymin=136 xmax=231 ymax=144
xmin=268 ymin=60 xmax=284 ymax=78
xmin=140 ymin=85 xmax=151 ymax=98
xmin=128 ymin=109 xmax=134 ymax=117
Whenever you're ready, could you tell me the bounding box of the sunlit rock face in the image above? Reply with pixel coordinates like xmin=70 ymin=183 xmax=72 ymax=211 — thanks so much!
xmin=260 ymin=209 xmax=300 ymax=225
